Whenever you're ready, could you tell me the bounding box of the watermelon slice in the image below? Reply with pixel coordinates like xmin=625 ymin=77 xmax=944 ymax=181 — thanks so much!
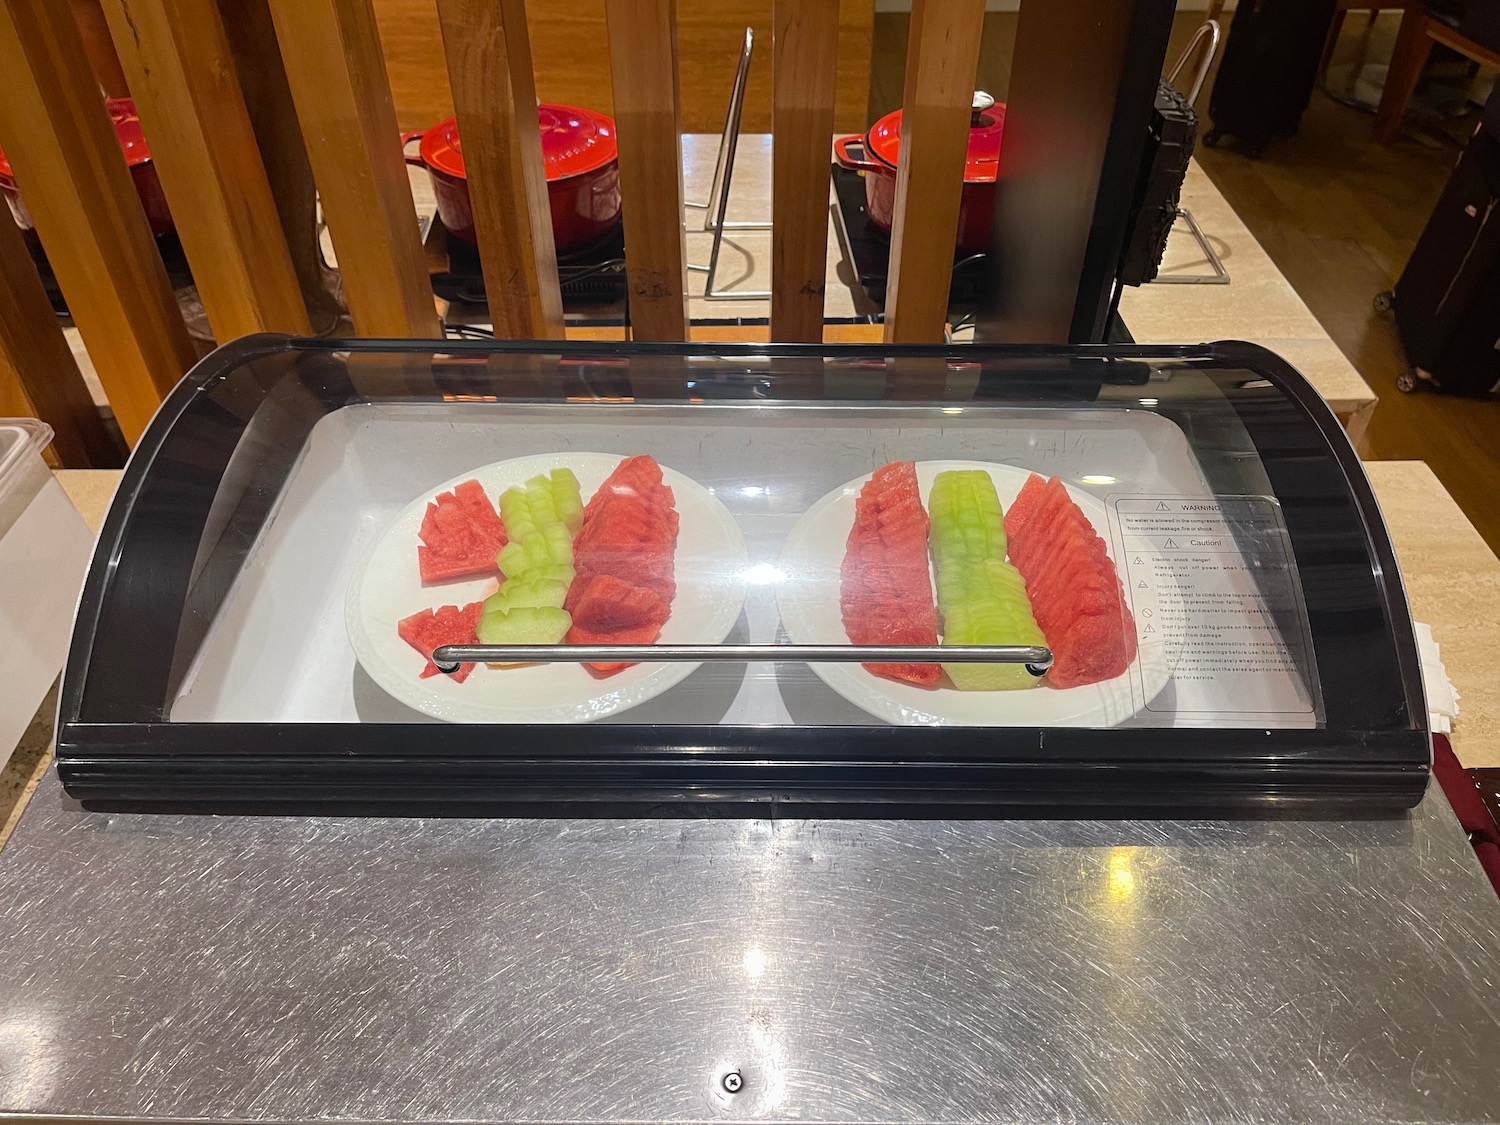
xmin=397 ymin=601 xmax=484 ymax=682
xmin=840 ymin=461 xmax=940 ymax=688
xmin=417 ymin=479 xmax=508 ymax=583
xmin=565 ymin=456 xmax=679 ymax=675
xmin=1002 ymin=473 xmax=1136 ymax=689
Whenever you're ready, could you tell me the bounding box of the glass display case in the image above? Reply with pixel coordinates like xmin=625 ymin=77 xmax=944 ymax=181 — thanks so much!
xmin=56 ymin=337 xmax=1427 ymax=813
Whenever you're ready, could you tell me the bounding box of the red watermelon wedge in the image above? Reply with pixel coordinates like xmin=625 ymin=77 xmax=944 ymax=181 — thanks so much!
xmin=565 ymin=456 xmax=679 ymax=675
xmin=397 ymin=601 xmax=484 ymax=682
xmin=417 ymin=479 xmax=508 ymax=583
xmin=1002 ymin=473 xmax=1136 ymax=688
xmin=839 ymin=461 xmax=939 ymax=688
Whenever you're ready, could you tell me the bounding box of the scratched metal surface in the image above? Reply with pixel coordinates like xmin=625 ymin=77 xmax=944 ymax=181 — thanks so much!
xmin=0 ymin=773 xmax=1497 ymax=1124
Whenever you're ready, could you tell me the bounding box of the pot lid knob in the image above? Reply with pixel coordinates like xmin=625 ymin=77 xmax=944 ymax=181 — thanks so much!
xmin=971 ymin=90 xmax=996 ymax=125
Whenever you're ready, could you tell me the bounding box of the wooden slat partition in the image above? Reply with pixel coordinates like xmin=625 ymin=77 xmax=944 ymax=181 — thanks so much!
xmin=770 ymin=0 xmax=840 ymax=342
xmin=0 ymin=219 xmax=120 ymax=467
xmin=100 ymin=0 xmax=311 ymax=341
xmin=219 ymin=0 xmax=345 ymax=334
xmin=605 ymin=0 xmax=689 ymax=342
xmin=974 ymin=0 xmax=1170 ymax=342
xmin=883 ymin=0 xmax=985 ymax=343
xmin=0 ymin=0 xmax=196 ymax=444
xmin=268 ymin=0 xmax=441 ymax=338
xmin=435 ymin=0 xmax=564 ymax=339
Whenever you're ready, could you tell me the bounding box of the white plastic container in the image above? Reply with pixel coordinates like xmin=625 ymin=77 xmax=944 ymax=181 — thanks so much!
xmin=0 ymin=420 xmax=92 ymax=764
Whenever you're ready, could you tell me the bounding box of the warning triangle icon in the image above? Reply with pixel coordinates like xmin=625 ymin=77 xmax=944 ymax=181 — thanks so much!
xmin=1133 ymin=556 xmax=1143 ymax=565
xmin=1144 ymin=623 xmax=1155 ymax=634
xmin=1137 ymin=580 xmax=1148 ymax=589
xmin=1164 ymin=538 xmax=1178 ymax=549
xmin=1156 ymin=501 xmax=1170 ymax=511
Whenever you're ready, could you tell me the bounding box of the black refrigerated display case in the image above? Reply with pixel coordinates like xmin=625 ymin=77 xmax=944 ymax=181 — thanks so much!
xmin=54 ymin=337 xmax=1428 ymax=814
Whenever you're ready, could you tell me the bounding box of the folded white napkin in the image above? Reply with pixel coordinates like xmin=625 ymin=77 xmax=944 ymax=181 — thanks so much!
xmin=1416 ymin=622 xmax=1460 ymax=734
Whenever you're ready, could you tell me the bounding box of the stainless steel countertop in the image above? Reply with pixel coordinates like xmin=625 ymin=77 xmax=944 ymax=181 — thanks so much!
xmin=0 ymin=770 xmax=1497 ymax=1124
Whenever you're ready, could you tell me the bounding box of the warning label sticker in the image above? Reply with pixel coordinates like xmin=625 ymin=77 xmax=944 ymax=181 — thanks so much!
xmin=1109 ymin=496 xmax=1318 ymax=726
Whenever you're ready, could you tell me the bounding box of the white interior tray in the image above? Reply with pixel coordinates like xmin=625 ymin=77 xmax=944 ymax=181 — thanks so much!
xmin=169 ymin=401 xmax=1317 ymax=729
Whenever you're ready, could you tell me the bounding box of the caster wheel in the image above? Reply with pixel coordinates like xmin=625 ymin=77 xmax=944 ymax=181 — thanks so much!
xmin=1397 ymin=368 xmax=1418 ymax=393
xmin=1202 ymin=130 xmax=1221 ymax=148
xmin=1373 ymin=289 xmax=1394 ymax=315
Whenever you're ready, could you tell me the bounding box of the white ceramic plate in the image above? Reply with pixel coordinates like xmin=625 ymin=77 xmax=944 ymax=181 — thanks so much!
xmin=347 ymin=452 xmax=748 ymax=723
xmin=776 ymin=460 xmax=1177 ymax=727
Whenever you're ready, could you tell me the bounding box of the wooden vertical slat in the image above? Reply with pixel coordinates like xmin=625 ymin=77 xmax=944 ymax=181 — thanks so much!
xmin=605 ymin=0 xmax=688 ymax=342
xmin=834 ymin=0 xmax=876 ymax=134
xmin=218 ymin=0 xmax=344 ymax=334
xmin=974 ymin=0 xmax=1171 ymax=342
xmin=99 ymin=0 xmax=311 ymax=341
xmin=0 ymin=0 xmax=196 ymax=444
xmin=770 ymin=0 xmax=840 ymax=343
xmin=267 ymin=0 xmax=441 ymax=338
xmin=69 ymin=0 xmax=131 ymax=98
xmin=883 ymin=0 xmax=985 ymax=343
xmin=0 ymin=217 xmax=120 ymax=467
xmin=435 ymin=0 xmax=563 ymax=340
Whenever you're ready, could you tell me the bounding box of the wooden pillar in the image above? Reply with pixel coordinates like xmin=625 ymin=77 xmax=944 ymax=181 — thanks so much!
xmin=218 ymin=0 xmax=344 ymax=334
xmin=0 ymin=0 xmax=197 ymax=444
xmin=975 ymin=0 xmax=1174 ymax=343
xmin=605 ymin=0 xmax=689 ymax=342
xmin=435 ymin=0 xmax=564 ymax=340
xmin=0 ymin=216 xmax=120 ymax=467
xmin=267 ymin=0 xmax=442 ymax=338
xmin=771 ymin=0 xmax=840 ymax=343
xmin=99 ymin=0 xmax=311 ymax=341
xmin=882 ymin=0 xmax=985 ymax=344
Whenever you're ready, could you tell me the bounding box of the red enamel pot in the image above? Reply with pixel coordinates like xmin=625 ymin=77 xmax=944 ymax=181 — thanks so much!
xmin=0 ymin=97 xmax=173 ymax=239
xmin=404 ymin=103 xmax=622 ymax=254
xmin=834 ymin=91 xmax=1005 ymax=256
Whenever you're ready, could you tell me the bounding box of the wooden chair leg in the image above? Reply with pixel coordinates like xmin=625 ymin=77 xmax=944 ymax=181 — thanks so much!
xmin=1318 ymin=7 xmax=1348 ymax=85
xmin=1375 ymin=7 xmax=1433 ymax=144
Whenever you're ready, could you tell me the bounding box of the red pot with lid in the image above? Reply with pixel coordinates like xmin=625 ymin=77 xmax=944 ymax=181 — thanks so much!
xmin=404 ymin=103 xmax=622 ymax=254
xmin=0 ymin=97 xmax=174 ymax=239
xmin=834 ymin=91 xmax=1004 ymax=255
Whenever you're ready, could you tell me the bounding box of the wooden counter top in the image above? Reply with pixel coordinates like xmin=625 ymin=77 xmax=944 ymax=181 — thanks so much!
xmin=1365 ymin=461 xmax=1500 ymax=767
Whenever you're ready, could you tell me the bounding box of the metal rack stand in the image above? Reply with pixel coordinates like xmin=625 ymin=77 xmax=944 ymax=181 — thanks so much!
xmin=685 ymin=28 xmax=771 ymax=301
xmin=1151 ymin=20 xmax=1231 ymax=286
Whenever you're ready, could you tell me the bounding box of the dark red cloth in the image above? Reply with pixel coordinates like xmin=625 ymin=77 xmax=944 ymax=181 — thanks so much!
xmin=1431 ymin=734 xmax=1500 ymax=899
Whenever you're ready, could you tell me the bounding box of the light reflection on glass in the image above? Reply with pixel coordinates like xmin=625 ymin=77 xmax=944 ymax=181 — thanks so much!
xmin=740 ymin=485 xmax=768 ymax=497
xmin=743 ymin=947 xmax=768 ymax=978
xmin=1081 ymin=475 xmax=1117 ymax=485
xmin=740 ymin=563 xmax=785 ymax=586
xmin=1139 ymin=397 xmax=1160 ymax=407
